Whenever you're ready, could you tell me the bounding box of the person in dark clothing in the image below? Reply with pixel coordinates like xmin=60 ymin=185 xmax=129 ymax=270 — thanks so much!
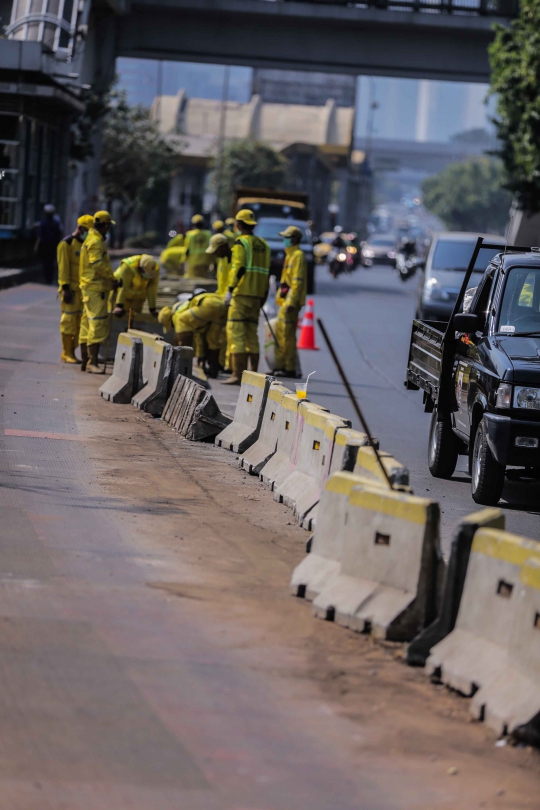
xmin=35 ymin=204 xmax=63 ymax=284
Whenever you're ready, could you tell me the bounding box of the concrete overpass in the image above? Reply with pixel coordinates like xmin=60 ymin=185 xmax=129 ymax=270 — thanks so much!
xmin=115 ymin=0 xmax=516 ymax=83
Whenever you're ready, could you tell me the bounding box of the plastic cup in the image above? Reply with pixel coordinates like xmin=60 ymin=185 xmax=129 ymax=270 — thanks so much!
xmin=295 ymin=383 xmax=308 ymax=400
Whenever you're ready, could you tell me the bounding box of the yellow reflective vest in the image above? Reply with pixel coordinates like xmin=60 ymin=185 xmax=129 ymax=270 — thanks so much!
xmin=172 ymin=292 xmax=227 ymax=332
xmin=229 ymin=235 xmax=270 ymax=299
xmin=80 ymin=227 xmax=115 ymax=292
xmin=184 ymin=228 xmax=211 ymax=267
xmin=57 ymin=234 xmax=83 ymax=291
xmin=276 ymin=246 xmax=307 ymax=309
xmin=114 ymin=255 xmax=159 ymax=311
xmin=167 ymin=234 xmax=185 ymax=249
xmin=216 ymin=255 xmax=231 ymax=297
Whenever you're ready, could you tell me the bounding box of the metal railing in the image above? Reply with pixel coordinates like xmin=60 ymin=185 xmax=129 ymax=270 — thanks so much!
xmin=281 ymin=0 xmax=519 ymax=15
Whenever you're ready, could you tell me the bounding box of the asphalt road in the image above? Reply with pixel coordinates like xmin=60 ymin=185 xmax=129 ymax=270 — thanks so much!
xmin=301 ymin=263 xmax=540 ymax=550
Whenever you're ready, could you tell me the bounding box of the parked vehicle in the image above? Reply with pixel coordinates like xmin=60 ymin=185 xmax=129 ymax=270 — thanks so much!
xmin=360 ymin=234 xmax=397 ymax=267
xmin=254 ymin=217 xmax=315 ymax=294
xmin=406 ymin=238 xmax=540 ymax=505
xmin=416 ymin=231 xmax=503 ymax=322
xmin=233 ymin=187 xmax=309 ymax=221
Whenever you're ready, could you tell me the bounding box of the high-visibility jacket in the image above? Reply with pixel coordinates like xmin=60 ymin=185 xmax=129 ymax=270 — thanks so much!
xmin=57 ymin=234 xmax=83 ymax=292
xmin=114 ymin=255 xmax=159 ymax=311
xmin=80 ymin=227 xmax=115 ymax=292
xmin=276 ymin=246 xmax=307 ymax=310
xmin=172 ymin=292 xmax=227 ymax=333
xmin=184 ymin=228 xmax=211 ymax=265
xmin=229 ymin=235 xmax=270 ymax=299
xmin=167 ymin=234 xmax=185 ymax=249
xmin=216 ymin=255 xmax=231 ymax=297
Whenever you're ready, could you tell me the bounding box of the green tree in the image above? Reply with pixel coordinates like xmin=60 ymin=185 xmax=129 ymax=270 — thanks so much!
xmin=101 ymin=89 xmax=179 ymax=245
xmin=489 ymin=0 xmax=540 ymax=213
xmin=421 ymin=157 xmax=512 ymax=233
xmin=215 ymin=139 xmax=289 ymax=214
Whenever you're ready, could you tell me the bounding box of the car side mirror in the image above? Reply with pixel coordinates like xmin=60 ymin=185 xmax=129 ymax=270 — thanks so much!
xmin=453 ymin=312 xmax=479 ymax=333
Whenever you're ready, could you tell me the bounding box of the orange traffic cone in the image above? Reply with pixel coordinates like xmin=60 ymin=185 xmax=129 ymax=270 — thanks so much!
xmin=297 ymin=299 xmax=319 ymax=350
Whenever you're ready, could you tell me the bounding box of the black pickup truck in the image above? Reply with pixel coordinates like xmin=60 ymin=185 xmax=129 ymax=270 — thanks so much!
xmin=406 ymin=238 xmax=540 ymax=505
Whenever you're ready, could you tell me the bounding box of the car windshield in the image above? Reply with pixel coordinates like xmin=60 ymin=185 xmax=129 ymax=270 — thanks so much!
xmin=370 ymin=238 xmax=395 ymax=247
xmin=432 ymin=240 xmax=501 ymax=273
xmin=254 ymin=220 xmax=311 ymax=244
xmin=498 ymin=266 xmax=540 ymax=335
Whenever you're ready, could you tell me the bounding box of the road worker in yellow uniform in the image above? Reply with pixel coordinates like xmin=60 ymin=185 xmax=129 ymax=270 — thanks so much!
xmin=212 ymin=219 xmax=225 ymax=235
xmin=79 ymin=210 xmax=118 ymax=373
xmin=166 ymin=231 xmax=184 ymax=249
xmin=159 ymin=245 xmax=187 ymax=276
xmin=184 ymin=214 xmax=211 ymax=277
xmin=273 ymin=225 xmax=307 ymax=378
xmin=158 ymin=291 xmax=227 ymax=378
xmin=57 ymin=214 xmax=94 ymax=364
xmin=223 ymin=209 xmax=270 ymax=385
xmin=112 ymin=254 xmax=160 ymax=319
xmin=206 ymin=233 xmax=232 ymax=369
xmin=224 ymin=217 xmax=236 ymax=247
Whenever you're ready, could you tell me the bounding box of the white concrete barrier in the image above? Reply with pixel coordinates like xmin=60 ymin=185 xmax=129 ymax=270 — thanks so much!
xmin=162 ymin=374 xmax=231 ymax=441
xmin=274 ymin=405 xmax=350 ymax=524
xmin=426 ymin=529 xmax=540 ymax=701
xmin=128 ymin=329 xmax=163 ymax=386
xmin=239 ymin=381 xmax=292 ymax=474
xmin=99 ymin=333 xmax=143 ymax=404
xmin=215 ymin=371 xmax=273 ymax=454
xmin=353 ymin=445 xmax=410 ymax=487
xmin=259 ymin=392 xmax=302 ymax=489
xmin=131 ymin=340 xmax=192 ymax=416
xmin=313 ymin=487 xmax=441 ymax=641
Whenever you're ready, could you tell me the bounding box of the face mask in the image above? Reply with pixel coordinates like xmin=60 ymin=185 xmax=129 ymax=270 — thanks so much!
xmin=140 ymin=270 xmax=148 ymax=279
xmin=283 ymin=237 xmax=293 ymax=249
xmin=80 ymin=230 xmax=88 ymax=241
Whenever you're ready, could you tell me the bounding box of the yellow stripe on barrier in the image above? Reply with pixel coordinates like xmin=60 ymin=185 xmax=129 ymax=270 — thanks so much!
xmin=521 ymin=558 xmax=540 ymax=591
xmin=268 ymin=385 xmax=291 ymax=403
xmin=355 ymin=445 xmax=405 ymax=483
xmin=300 ymin=403 xmax=332 ymax=431
xmin=324 ymin=471 xmax=387 ymax=497
xmin=349 ymin=487 xmax=431 ymax=524
xmin=323 ymin=416 xmax=350 ymax=441
xmin=461 ymin=508 xmax=505 ymax=530
xmin=282 ymin=394 xmax=300 ymax=413
xmin=473 ymin=528 xmax=540 ymax=567
xmin=241 ymin=371 xmax=267 ymax=389
xmin=128 ymin=329 xmax=161 ymax=347
xmin=118 ymin=333 xmax=132 ymax=347
xmin=334 ymin=428 xmax=368 ymax=447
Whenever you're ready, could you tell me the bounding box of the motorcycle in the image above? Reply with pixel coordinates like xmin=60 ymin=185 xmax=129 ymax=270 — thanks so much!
xmin=329 ymin=247 xmax=353 ymax=278
xmin=395 ymin=252 xmax=423 ymax=282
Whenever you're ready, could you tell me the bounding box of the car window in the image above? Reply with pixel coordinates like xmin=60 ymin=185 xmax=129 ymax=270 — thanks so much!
xmin=432 ymin=240 xmax=501 ymax=273
xmin=254 ymin=221 xmax=311 ymax=244
xmin=370 ymin=238 xmax=394 ymax=247
xmin=498 ymin=267 xmax=540 ymax=334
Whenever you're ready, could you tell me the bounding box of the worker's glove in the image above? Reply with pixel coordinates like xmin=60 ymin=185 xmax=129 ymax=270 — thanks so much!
xmin=62 ymin=287 xmax=74 ymax=305
xmin=113 ymin=305 xmax=124 ymax=318
xmin=279 ymin=283 xmax=290 ymax=297
xmin=224 ymin=290 xmax=233 ymax=306
xmin=149 ymin=307 xmax=158 ymax=318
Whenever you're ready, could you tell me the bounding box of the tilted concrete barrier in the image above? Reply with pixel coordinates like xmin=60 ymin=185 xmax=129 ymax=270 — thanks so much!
xmin=353 ymin=445 xmax=410 ymax=487
xmin=274 ymin=405 xmax=351 ymax=524
xmin=99 ymin=333 xmax=143 ymax=404
xmin=407 ymin=508 xmax=504 ymax=667
xmin=469 ymin=557 xmax=540 ymax=739
xmin=128 ymin=329 xmax=163 ymax=387
xmin=240 ymin=381 xmax=292 ymax=474
xmin=162 ymin=375 xmax=231 ymax=441
xmin=290 ymin=472 xmax=387 ymax=602
xmin=426 ymin=528 xmax=540 ymax=701
xmin=132 ymin=341 xmax=193 ymax=416
xmin=313 ymin=487 xmax=440 ymax=641
xmin=215 ymin=371 xmax=273 ymax=454
xmin=259 ymin=391 xmax=302 ymax=489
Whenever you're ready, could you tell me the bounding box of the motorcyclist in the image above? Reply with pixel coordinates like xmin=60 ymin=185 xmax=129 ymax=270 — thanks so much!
xmin=331 ymin=226 xmax=346 ymax=249
xmin=400 ymin=236 xmax=416 ymax=259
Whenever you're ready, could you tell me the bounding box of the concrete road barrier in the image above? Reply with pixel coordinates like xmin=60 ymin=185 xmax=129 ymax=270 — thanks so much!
xmin=407 ymin=508 xmax=504 ymax=667
xmin=290 ymin=472 xmax=387 ymax=602
xmin=274 ymin=406 xmax=351 ymax=524
xmin=215 ymin=371 xmax=273 ymax=454
xmin=128 ymin=329 xmax=163 ymax=387
xmin=162 ymin=375 xmax=231 ymax=441
xmin=99 ymin=333 xmax=143 ymax=404
xmin=240 ymin=381 xmax=292 ymax=474
xmin=99 ymin=314 xmax=163 ymax=361
xmin=313 ymin=487 xmax=440 ymax=641
xmin=353 ymin=445 xmax=410 ymax=487
xmin=132 ymin=341 xmax=193 ymax=417
xmin=426 ymin=528 xmax=540 ymax=700
xmin=258 ymin=395 xmax=316 ymax=490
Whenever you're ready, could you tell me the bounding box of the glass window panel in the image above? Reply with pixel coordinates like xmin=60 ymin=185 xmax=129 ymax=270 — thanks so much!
xmin=26 ymin=21 xmax=40 ymax=40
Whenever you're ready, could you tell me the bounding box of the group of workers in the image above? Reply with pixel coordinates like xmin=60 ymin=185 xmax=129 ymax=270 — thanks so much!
xmin=160 ymin=216 xmax=236 ymax=278
xmin=57 ymin=206 xmax=307 ymax=384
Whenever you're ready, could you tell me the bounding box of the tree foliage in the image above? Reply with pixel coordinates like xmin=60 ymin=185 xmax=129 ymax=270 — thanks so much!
xmin=215 ymin=139 xmax=289 ymax=213
xmin=421 ymin=157 xmax=512 ymax=234
xmin=101 ymin=89 xmax=179 ymax=244
xmin=489 ymin=0 xmax=540 ymax=213
xmin=70 ymin=85 xmax=111 ymax=162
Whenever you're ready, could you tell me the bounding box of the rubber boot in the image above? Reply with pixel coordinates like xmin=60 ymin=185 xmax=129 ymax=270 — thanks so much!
xmin=80 ymin=343 xmax=88 ymax=372
xmin=60 ymin=333 xmax=78 ymax=364
xmin=206 ymin=349 xmax=220 ymax=379
xmin=247 ymin=353 xmax=259 ymax=372
xmin=222 ymin=353 xmax=247 ymax=385
xmin=86 ymin=343 xmax=103 ymax=374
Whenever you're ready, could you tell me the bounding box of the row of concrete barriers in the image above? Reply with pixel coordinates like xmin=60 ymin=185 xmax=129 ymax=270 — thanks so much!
xmin=213 ymin=371 xmax=540 ymax=745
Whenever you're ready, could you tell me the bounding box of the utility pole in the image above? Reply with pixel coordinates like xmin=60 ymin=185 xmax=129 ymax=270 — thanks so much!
xmin=213 ymin=64 xmax=230 ymax=218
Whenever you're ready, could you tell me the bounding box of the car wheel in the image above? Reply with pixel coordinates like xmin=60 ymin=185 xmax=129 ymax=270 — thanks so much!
xmin=428 ymin=410 xmax=459 ymax=479
xmin=471 ymin=418 xmax=505 ymax=505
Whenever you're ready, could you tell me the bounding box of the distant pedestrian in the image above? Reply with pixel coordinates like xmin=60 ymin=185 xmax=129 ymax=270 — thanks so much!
xmin=35 ymin=204 xmax=63 ymax=285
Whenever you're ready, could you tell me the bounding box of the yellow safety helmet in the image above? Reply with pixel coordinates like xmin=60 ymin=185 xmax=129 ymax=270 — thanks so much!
xmin=225 ymin=217 xmax=235 ymax=227
xmin=191 ymin=214 xmax=204 ymax=226
xmin=212 ymin=219 xmax=224 ymax=232
xmin=94 ymin=210 xmax=116 ymax=225
xmin=158 ymin=306 xmax=173 ymax=332
xmin=279 ymin=225 xmax=303 ymax=240
xmin=77 ymin=214 xmax=94 ymax=229
xmin=235 ymin=208 xmax=257 ymax=226
xmin=206 ymin=233 xmax=228 ymax=253
xmin=139 ymin=254 xmax=159 ymax=276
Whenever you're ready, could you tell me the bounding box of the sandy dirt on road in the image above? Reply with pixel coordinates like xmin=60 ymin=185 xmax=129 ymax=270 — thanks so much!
xmin=77 ymin=377 xmax=540 ymax=810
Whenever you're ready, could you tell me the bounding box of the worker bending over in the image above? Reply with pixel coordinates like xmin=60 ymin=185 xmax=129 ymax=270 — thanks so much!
xmin=274 ymin=225 xmax=307 ymax=378
xmin=79 ymin=210 xmax=118 ymax=373
xmin=206 ymin=233 xmax=232 ymax=370
xmin=223 ymin=209 xmax=270 ymax=385
xmin=57 ymin=214 xmax=93 ymax=363
xmin=158 ymin=291 xmax=227 ymax=378
xmin=184 ymin=215 xmax=211 ymax=277
xmin=166 ymin=231 xmax=184 ymax=249
xmin=112 ymin=254 xmax=160 ymax=319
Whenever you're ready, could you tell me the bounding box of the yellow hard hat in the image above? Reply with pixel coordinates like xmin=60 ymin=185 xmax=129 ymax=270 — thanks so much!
xmin=191 ymin=214 xmax=204 ymax=226
xmin=94 ymin=210 xmax=116 ymax=225
xmin=206 ymin=233 xmax=228 ymax=254
xmin=158 ymin=306 xmax=173 ymax=331
xmin=212 ymin=219 xmax=224 ymax=232
xmin=77 ymin=214 xmax=94 ymax=229
xmin=235 ymin=208 xmax=257 ymax=226
xmin=139 ymin=254 xmax=159 ymax=276
xmin=279 ymin=225 xmax=303 ymax=240
xmin=225 ymin=217 xmax=235 ymax=227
